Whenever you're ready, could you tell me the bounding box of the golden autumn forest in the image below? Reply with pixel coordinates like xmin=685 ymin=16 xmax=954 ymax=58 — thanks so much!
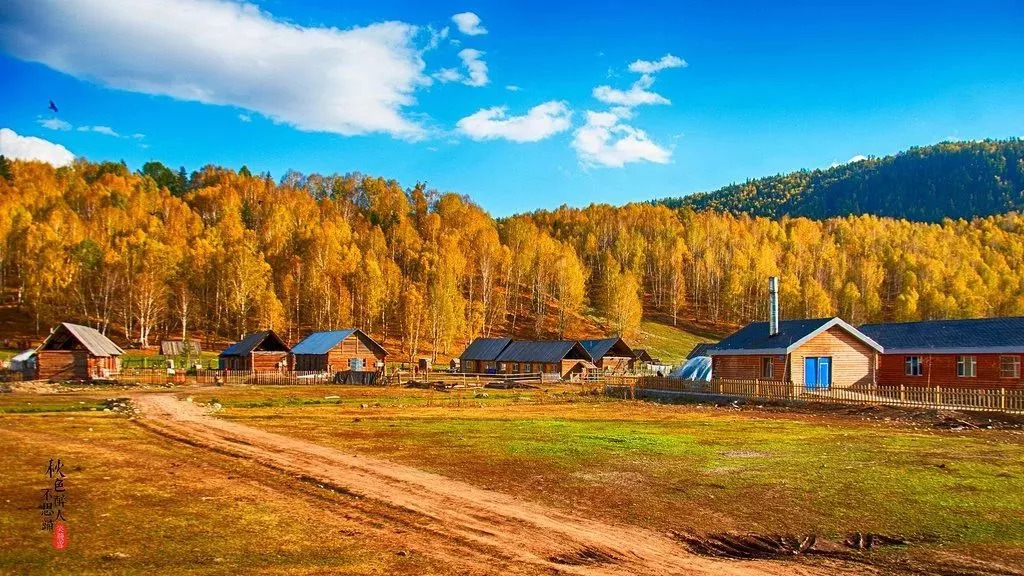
xmin=2 ymin=156 xmax=1024 ymax=361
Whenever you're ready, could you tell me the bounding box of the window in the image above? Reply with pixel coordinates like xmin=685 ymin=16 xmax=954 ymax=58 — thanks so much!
xmin=524 ymin=363 xmax=532 ymax=373
xmin=761 ymin=357 xmax=773 ymax=379
xmin=905 ymin=356 xmax=923 ymax=376
xmin=513 ymin=362 xmax=520 ymax=373
xmin=957 ymin=355 xmax=977 ymax=377
xmin=1001 ymin=355 xmax=1021 ymax=379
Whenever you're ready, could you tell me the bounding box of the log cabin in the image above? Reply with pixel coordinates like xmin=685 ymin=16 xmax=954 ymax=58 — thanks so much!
xmin=459 ymin=337 xmax=513 ymax=374
xmin=290 ymin=329 xmax=387 ymax=375
xmin=859 ymin=317 xmax=1024 ymax=388
xmin=579 ymin=337 xmax=636 ymax=373
xmin=36 ymin=322 xmax=123 ymax=381
xmin=494 ymin=340 xmax=595 ymax=379
xmin=219 ymin=330 xmax=290 ymax=371
xmin=708 ymin=317 xmax=883 ymax=390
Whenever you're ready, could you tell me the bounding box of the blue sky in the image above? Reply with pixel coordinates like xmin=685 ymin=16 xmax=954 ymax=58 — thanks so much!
xmin=1 ymin=0 xmax=1023 ymax=216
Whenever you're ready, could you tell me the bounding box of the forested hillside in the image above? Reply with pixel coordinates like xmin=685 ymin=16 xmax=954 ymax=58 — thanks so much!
xmin=660 ymin=139 xmax=1024 ymax=221
xmin=2 ymin=156 xmax=1024 ymax=362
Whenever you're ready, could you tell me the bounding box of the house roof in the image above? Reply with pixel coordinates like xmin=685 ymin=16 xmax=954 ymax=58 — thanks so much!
xmin=41 ymin=323 xmax=124 ymax=357
xmin=579 ymin=337 xmax=634 ymax=360
xmin=220 ymin=330 xmax=288 ymax=357
xmin=686 ymin=342 xmax=716 ymax=359
xmin=496 ymin=340 xmax=591 ymax=364
xmin=460 ymin=337 xmax=513 ymax=361
xmin=160 ymin=340 xmax=202 ymax=356
xmin=859 ymin=316 xmax=1024 ymax=354
xmin=633 ymin=348 xmax=654 ymax=362
xmin=708 ymin=317 xmax=882 ymax=356
xmin=291 ymin=329 xmax=388 ymax=357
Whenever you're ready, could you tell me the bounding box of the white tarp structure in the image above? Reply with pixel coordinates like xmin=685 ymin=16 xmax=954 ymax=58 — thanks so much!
xmin=672 ymin=356 xmax=712 ymax=381
xmin=9 ymin=349 xmax=36 ymax=371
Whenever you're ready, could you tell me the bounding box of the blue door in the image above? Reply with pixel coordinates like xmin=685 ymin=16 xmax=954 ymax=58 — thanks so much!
xmin=804 ymin=358 xmax=818 ymax=390
xmin=817 ymin=357 xmax=831 ymax=389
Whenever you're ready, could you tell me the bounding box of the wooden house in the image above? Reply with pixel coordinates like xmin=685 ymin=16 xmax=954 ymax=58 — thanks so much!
xmin=494 ymin=340 xmax=595 ymax=379
xmin=219 ymin=330 xmax=289 ymax=371
xmin=860 ymin=317 xmax=1024 ymax=388
xmin=36 ymin=322 xmax=123 ymax=381
xmin=709 ymin=317 xmax=882 ymax=390
xmin=459 ymin=337 xmax=512 ymax=374
xmin=290 ymin=329 xmax=387 ymax=374
xmin=579 ymin=337 xmax=636 ymax=372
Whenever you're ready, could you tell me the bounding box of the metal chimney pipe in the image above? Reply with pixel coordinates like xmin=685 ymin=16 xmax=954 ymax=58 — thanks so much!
xmin=768 ymin=276 xmax=780 ymax=337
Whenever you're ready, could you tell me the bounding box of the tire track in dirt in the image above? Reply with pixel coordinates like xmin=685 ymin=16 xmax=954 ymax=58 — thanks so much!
xmin=132 ymin=394 xmax=855 ymax=576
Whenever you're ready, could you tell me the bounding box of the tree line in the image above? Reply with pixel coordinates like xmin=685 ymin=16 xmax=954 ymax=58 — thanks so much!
xmin=660 ymin=139 xmax=1024 ymax=222
xmin=1 ymin=157 xmax=1023 ymax=361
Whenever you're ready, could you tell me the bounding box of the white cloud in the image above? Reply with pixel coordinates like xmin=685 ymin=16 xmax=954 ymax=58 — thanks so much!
xmin=592 ymin=74 xmax=669 ymax=107
xmin=451 ymin=12 xmax=487 ymax=36
xmin=571 ymin=111 xmax=671 ymax=168
xmin=431 ymin=49 xmax=488 ymax=87
xmin=505 ymin=85 xmax=521 ymax=92
xmin=848 ymin=154 xmax=868 ymax=163
xmin=459 ymin=49 xmax=488 ymax=87
xmin=0 ymin=0 xmax=429 ymax=139
xmin=132 ymin=133 xmax=146 ymax=139
xmin=628 ymin=53 xmax=687 ymax=74
xmin=433 ymin=67 xmax=462 ymax=83
xmin=0 ymin=128 xmax=75 ymax=167
xmin=38 ymin=117 xmax=71 ymax=131
xmin=78 ymin=125 xmax=119 ymax=137
xmin=238 ymin=113 xmax=252 ymax=123
xmin=457 ymin=101 xmax=572 ymax=143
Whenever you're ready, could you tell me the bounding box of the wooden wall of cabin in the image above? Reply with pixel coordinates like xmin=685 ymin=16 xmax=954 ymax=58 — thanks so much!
xmin=37 ymin=350 xmax=87 ymax=380
xmin=324 ymin=336 xmax=385 ymax=372
xmin=596 ymin=356 xmax=633 ymax=372
xmin=711 ymin=354 xmax=787 ymax=381
xmin=876 ymin=353 xmax=1023 ymax=388
xmin=790 ymin=326 xmax=874 ymax=390
xmin=252 ymin=351 xmax=289 ymax=372
xmin=37 ymin=351 xmax=120 ymax=380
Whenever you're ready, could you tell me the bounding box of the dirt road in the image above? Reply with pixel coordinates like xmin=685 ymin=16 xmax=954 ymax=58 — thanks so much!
xmin=133 ymin=394 xmax=855 ymax=576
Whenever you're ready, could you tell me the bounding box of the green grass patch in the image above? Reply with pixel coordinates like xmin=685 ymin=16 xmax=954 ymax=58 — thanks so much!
xmin=633 ymin=320 xmax=716 ymax=365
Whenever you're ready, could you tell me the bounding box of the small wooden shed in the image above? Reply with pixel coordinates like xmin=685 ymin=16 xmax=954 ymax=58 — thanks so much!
xmin=36 ymin=322 xmax=124 ymax=381
xmin=290 ymin=329 xmax=387 ymax=373
xmin=579 ymin=337 xmax=636 ymax=372
xmin=219 ymin=330 xmax=290 ymax=371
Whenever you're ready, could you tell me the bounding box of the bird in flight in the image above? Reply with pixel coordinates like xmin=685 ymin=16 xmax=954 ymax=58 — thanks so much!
xmin=48 ymin=100 xmax=58 ymax=113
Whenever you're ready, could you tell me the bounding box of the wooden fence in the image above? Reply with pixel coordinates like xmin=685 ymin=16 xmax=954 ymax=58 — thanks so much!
xmin=117 ymin=368 xmax=365 ymax=386
xmin=603 ymin=376 xmax=1024 ymax=414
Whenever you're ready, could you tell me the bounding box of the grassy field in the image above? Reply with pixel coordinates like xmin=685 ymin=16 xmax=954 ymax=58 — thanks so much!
xmin=0 ymin=389 xmax=453 ymax=575
xmin=2 ymin=383 xmax=1023 ymax=574
xmin=199 ymin=385 xmax=1024 ymax=571
xmin=631 ymin=319 xmax=718 ymax=365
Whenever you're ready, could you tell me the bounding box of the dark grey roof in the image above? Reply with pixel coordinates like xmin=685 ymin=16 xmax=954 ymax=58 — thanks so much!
xmin=708 ymin=317 xmax=882 ymax=355
xmin=460 ymin=337 xmax=512 ymax=361
xmin=496 ymin=340 xmax=590 ymax=364
xmin=579 ymin=337 xmax=633 ymax=360
xmin=220 ymin=330 xmax=288 ymax=357
xmin=686 ymin=342 xmax=716 ymax=359
xmin=44 ymin=323 xmax=124 ymax=357
xmin=859 ymin=317 xmax=1024 ymax=353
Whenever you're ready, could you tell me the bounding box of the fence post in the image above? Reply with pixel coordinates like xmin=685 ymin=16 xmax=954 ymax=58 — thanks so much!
xmin=1001 ymin=387 xmax=1007 ymax=410
xmin=899 ymin=384 xmax=906 ymax=403
xmin=754 ymin=378 xmax=760 ymax=398
xmin=934 ymin=385 xmax=941 ymax=406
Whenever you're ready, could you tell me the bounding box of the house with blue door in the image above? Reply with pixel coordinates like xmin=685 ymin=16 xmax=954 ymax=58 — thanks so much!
xmin=290 ymin=329 xmax=387 ymax=375
xmin=707 ymin=317 xmax=883 ymax=390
